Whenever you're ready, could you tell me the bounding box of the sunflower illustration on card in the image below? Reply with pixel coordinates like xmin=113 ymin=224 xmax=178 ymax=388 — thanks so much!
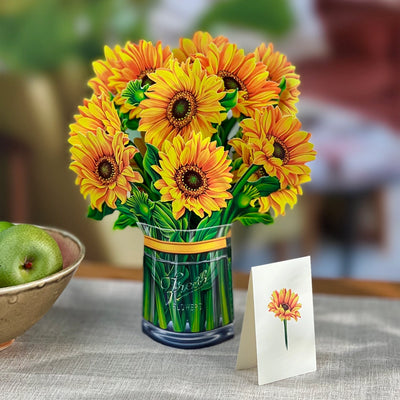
xmin=268 ymin=288 xmax=302 ymax=350
xmin=237 ymin=257 xmax=316 ymax=385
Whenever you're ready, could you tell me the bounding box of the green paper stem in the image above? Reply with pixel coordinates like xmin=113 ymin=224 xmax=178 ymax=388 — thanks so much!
xmin=143 ymin=266 xmax=150 ymax=321
xmin=219 ymin=261 xmax=230 ymax=325
xmin=191 ymin=264 xmax=202 ymax=332
xmin=232 ymin=164 xmax=261 ymax=197
xmin=155 ymin=286 xmax=168 ymax=329
xmin=222 ymin=164 xmax=261 ymax=225
xmin=169 ymin=300 xmax=184 ymax=332
xmin=284 ymin=319 xmax=288 ymax=350
xmin=205 ymin=290 xmax=215 ymax=331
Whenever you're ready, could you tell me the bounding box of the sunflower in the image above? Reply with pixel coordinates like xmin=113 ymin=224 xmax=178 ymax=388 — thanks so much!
xmin=153 ymin=132 xmax=233 ymax=219
xmin=138 ymin=59 xmax=226 ymax=149
xmin=254 ymin=43 xmax=300 ymax=115
xmin=173 ymin=31 xmax=229 ymax=62
xmin=69 ymin=90 xmax=122 ymax=146
xmin=229 ymin=137 xmax=308 ymax=216
xmin=70 ymin=129 xmax=143 ymax=211
xmin=238 ymin=106 xmax=316 ymax=188
xmin=108 ymin=40 xmax=172 ymax=92
xmin=268 ymin=288 xmax=302 ymax=321
xmin=197 ymin=42 xmax=280 ymax=118
xmin=89 ymin=40 xmax=172 ymax=118
xmin=109 ymin=40 xmax=173 ymax=117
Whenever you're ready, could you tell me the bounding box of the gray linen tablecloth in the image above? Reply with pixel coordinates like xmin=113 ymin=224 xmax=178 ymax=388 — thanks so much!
xmin=0 ymin=278 xmax=399 ymax=399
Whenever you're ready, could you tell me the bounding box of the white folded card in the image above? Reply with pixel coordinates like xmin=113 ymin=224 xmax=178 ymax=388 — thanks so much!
xmin=236 ymin=256 xmax=316 ymax=385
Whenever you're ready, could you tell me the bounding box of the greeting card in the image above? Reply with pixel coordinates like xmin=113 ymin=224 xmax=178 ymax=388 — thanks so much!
xmin=236 ymin=256 xmax=316 ymax=385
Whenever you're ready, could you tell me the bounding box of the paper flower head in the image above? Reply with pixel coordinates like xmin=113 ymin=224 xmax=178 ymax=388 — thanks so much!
xmin=69 ymin=31 xmax=316 ymax=230
xmin=268 ymin=288 xmax=302 ymax=321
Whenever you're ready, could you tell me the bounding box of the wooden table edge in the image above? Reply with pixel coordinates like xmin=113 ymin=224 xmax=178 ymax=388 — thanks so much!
xmin=75 ymin=261 xmax=400 ymax=299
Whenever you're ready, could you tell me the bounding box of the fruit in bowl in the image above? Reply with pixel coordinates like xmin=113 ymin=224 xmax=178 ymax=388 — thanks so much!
xmin=0 ymin=223 xmax=85 ymax=351
xmin=0 ymin=223 xmax=63 ymax=287
xmin=0 ymin=221 xmax=13 ymax=232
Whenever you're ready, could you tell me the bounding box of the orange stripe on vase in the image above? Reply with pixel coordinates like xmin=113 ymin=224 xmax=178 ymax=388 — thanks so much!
xmin=143 ymin=235 xmax=228 ymax=254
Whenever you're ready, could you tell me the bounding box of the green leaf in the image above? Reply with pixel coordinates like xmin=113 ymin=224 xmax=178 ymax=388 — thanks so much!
xmin=119 ymin=113 xmax=139 ymax=132
xmin=178 ymin=214 xmax=189 ymax=230
xmin=143 ymin=143 xmax=161 ymax=182
xmin=126 ymin=118 xmax=139 ymax=130
xmin=152 ymin=202 xmax=180 ymax=233
xmin=235 ymin=185 xmax=260 ymax=208
xmin=212 ymin=130 xmax=223 ymax=148
xmin=148 ymin=182 xmax=161 ymax=200
xmin=113 ymin=213 xmax=138 ymax=230
xmin=234 ymin=212 xmax=274 ymax=226
xmin=170 ymin=230 xmax=184 ymax=243
xmin=232 ymin=157 xmax=243 ymax=171
xmin=249 ymin=176 xmax=280 ymax=197
xmin=197 ymin=211 xmax=222 ymax=230
xmin=220 ymin=89 xmax=238 ymax=111
xmin=133 ymin=151 xmax=144 ymax=171
xmin=122 ymin=188 xmax=154 ymax=224
xmin=87 ymin=204 xmax=115 ymax=221
xmin=121 ymin=79 xmax=149 ymax=106
xmin=195 ymin=212 xmax=226 ymax=241
xmin=279 ymin=76 xmax=287 ymax=93
xmin=221 ymin=117 xmax=239 ymax=142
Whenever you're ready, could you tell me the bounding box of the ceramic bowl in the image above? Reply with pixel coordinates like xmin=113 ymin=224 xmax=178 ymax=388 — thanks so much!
xmin=0 ymin=226 xmax=85 ymax=351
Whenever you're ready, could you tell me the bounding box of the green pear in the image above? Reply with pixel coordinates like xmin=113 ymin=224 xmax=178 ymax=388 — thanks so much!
xmin=0 ymin=224 xmax=63 ymax=288
xmin=0 ymin=221 xmax=13 ymax=233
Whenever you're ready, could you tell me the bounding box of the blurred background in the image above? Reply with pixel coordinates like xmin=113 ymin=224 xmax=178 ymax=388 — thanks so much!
xmin=1 ymin=0 xmax=399 ymax=281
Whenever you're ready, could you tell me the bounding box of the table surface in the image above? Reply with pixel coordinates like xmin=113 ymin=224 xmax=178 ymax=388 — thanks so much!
xmin=1 ymin=276 xmax=399 ymax=400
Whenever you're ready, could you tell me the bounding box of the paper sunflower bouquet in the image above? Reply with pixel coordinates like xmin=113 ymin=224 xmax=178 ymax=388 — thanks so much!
xmin=69 ymin=31 xmax=316 ymax=348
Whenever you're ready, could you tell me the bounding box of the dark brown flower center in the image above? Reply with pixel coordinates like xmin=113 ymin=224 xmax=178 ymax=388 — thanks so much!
xmin=281 ymin=303 xmax=289 ymax=311
xmin=218 ymin=70 xmax=248 ymax=99
xmin=175 ymin=165 xmax=208 ymax=198
xmin=256 ymin=167 xmax=268 ymax=179
xmin=167 ymin=91 xmax=197 ymax=129
xmin=95 ymin=156 xmax=119 ymax=184
xmin=173 ymin=99 xmax=190 ymax=119
xmin=138 ymin=69 xmax=155 ymax=86
xmin=271 ymin=138 xmax=289 ymax=164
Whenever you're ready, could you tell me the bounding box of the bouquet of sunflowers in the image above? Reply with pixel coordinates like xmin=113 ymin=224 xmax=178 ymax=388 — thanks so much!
xmin=69 ymin=31 xmax=315 ymax=228
xmin=68 ymin=31 xmax=315 ymax=344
